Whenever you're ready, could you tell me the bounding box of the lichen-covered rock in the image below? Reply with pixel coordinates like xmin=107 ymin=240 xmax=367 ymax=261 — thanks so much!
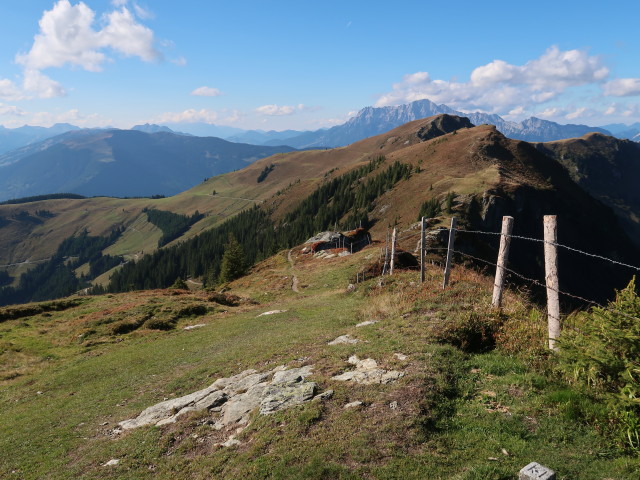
xmin=332 ymin=356 xmax=404 ymax=385
xmin=328 ymin=334 xmax=359 ymax=345
xmin=260 ymin=381 xmax=317 ymax=415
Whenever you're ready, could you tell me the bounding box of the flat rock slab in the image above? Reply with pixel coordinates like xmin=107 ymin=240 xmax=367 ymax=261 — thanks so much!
xmin=119 ymin=365 xmax=329 ymax=440
xmin=332 ymin=356 xmax=404 ymax=385
xmin=183 ymin=324 xmax=205 ymax=330
xmin=328 ymin=335 xmax=359 ymax=345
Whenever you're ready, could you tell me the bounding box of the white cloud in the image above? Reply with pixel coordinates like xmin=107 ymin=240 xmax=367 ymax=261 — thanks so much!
xmin=603 ymin=78 xmax=640 ymax=97
xmin=255 ymin=104 xmax=303 ymax=116
xmin=537 ymin=107 xmax=563 ymax=118
xmin=22 ymin=69 xmax=66 ymax=98
xmin=376 ymin=46 xmax=610 ymax=114
xmin=153 ymin=108 xmax=219 ymax=124
xmin=10 ymin=0 xmax=161 ymax=99
xmin=100 ymin=6 xmax=159 ymax=62
xmin=133 ymin=4 xmax=154 ymax=20
xmin=0 ymin=78 xmax=24 ymax=101
xmin=0 ymin=103 xmax=26 ymax=117
xmin=191 ymin=86 xmax=222 ymax=97
xmin=565 ymin=107 xmax=588 ymax=120
xmin=170 ymin=56 xmax=187 ymax=66
xmin=222 ymin=109 xmax=243 ymax=123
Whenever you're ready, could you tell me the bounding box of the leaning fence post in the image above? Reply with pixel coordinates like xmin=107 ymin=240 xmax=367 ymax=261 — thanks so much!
xmin=492 ymin=216 xmax=514 ymax=308
xmin=544 ymin=215 xmax=561 ymax=350
xmin=390 ymin=227 xmax=397 ymax=275
xmin=442 ymin=217 xmax=457 ymax=289
xmin=420 ymin=217 xmax=427 ymax=283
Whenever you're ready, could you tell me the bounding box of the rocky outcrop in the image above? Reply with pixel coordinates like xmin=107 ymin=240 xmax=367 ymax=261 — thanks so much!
xmin=118 ymin=365 xmax=324 ymax=439
xmin=331 ymin=356 xmax=404 ymax=385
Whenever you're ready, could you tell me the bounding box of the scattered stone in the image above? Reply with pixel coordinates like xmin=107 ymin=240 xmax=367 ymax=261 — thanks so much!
xmin=519 ymin=462 xmax=556 ymax=480
xmin=100 ymin=422 xmax=108 ymax=426
xmin=501 ymin=448 xmax=510 ymax=456
xmin=346 ymin=283 xmax=356 ymax=292
xmin=314 ymin=389 xmax=334 ymax=401
xmin=389 ymin=401 xmax=398 ymax=410
xmin=36 ymin=391 xmax=43 ymax=395
xmin=104 ymin=459 xmax=120 ymax=467
xmin=393 ymin=353 xmax=408 ymax=361
xmin=488 ymin=457 xmax=499 ymax=461
xmin=344 ymin=401 xmax=363 ymax=409
xmin=355 ymin=320 xmax=377 ymax=327
xmin=338 ymin=251 xmax=351 ymax=257
xmin=332 ymin=356 xmax=404 ymax=385
xmin=328 ymin=335 xmax=359 ymax=345
xmin=257 ymin=310 xmax=287 ymax=317
xmin=183 ymin=324 xmax=205 ymax=330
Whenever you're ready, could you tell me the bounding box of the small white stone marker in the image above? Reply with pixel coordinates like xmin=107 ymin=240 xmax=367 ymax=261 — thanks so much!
xmin=344 ymin=401 xmax=363 ymax=409
xmin=519 ymin=462 xmax=556 ymax=480
xmin=104 ymin=459 xmax=120 ymax=467
xmin=393 ymin=353 xmax=408 ymax=361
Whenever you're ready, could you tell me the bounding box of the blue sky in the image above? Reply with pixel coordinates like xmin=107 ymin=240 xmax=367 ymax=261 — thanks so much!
xmin=1 ymin=0 xmax=639 ymax=130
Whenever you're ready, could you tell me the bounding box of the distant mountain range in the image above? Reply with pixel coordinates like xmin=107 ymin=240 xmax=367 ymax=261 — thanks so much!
xmin=0 ymin=123 xmax=81 ymax=155
xmin=2 ymin=99 xmax=635 ymax=156
xmin=251 ymin=100 xmax=615 ymax=148
xmin=0 ymin=129 xmax=295 ymax=201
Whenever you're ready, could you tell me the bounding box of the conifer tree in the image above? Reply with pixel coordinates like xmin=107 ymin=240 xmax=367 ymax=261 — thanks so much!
xmin=218 ymin=234 xmax=246 ymax=284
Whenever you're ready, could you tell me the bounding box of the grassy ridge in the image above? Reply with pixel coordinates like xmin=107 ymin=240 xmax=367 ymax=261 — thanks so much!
xmin=1 ymin=245 xmax=638 ymax=479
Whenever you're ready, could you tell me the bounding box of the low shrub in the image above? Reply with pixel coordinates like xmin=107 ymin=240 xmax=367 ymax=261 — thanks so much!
xmin=556 ymin=277 xmax=640 ymax=453
xmin=431 ymin=311 xmax=503 ymax=353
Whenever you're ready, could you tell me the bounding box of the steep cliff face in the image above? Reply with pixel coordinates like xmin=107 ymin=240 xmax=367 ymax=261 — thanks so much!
xmin=536 ymin=134 xmax=640 ymax=247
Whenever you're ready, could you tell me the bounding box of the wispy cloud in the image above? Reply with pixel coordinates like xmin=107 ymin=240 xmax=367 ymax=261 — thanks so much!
xmin=603 ymin=78 xmax=640 ymax=97
xmin=255 ymin=104 xmax=305 ymax=116
xmin=191 ymin=86 xmax=222 ymax=97
xmin=153 ymin=108 xmax=219 ymax=124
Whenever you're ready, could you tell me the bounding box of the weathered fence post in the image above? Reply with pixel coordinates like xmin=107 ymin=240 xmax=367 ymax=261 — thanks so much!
xmin=420 ymin=217 xmax=427 ymax=283
xmin=544 ymin=215 xmax=560 ymax=350
xmin=389 ymin=227 xmax=397 ymax=275
xmin=442 ymin=217 xmax=457 ymax=289
xmin=382 ymin=229 xmax=390 ymax=276
xmin=492 ymin=216 xmax=514 ymax=308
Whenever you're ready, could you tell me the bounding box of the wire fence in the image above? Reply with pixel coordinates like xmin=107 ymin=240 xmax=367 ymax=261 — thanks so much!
xmin=370 ymin=218 xmax=640 ymax=342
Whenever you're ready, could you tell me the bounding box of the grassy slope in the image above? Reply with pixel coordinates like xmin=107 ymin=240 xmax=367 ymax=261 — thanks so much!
xmin=1 ymin=243 xmax=638 ymax=479
xmin=0 ymin=116 xmax=562 ymax=287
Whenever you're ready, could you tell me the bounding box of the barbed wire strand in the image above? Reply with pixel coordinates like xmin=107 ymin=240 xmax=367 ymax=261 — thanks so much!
xmin=455 ymin=227 xmax=640 ymax=272
xmin=451 ymin=248 xmax=640 ymax=327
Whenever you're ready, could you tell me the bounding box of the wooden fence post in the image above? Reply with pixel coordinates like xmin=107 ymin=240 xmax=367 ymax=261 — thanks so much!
xmin=390 ymin=227 xmax=397 ymax=275
xmin=492 ymin=216 xmax=514 ymax=308
xmin=420 ymin=217 xmax=427 ymax=283
xmin=544 ymin=215 xmax=560 ymax=350
xmin=442 ymin=217 xmax=457 ymax=289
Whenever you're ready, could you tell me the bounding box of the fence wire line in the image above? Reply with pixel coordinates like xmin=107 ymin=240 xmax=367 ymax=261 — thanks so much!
xmin=451 ymin=248 xmax=640 ymax=326
xmin=454 ymin=227 xmax=640 ymax=272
